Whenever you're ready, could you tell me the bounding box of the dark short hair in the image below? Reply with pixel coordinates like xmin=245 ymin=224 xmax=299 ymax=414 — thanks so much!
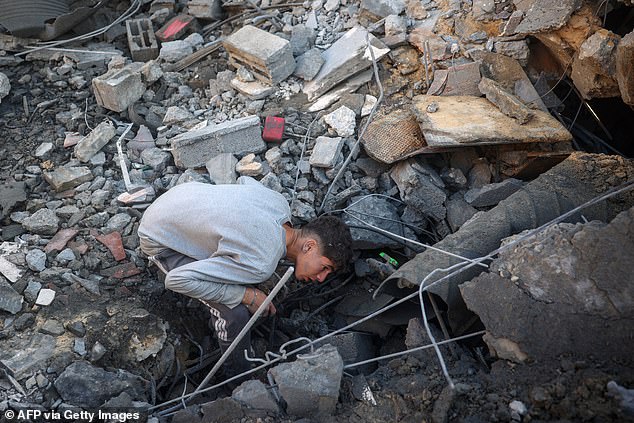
xmin=301 ymin=215 xmax=353 ymax=271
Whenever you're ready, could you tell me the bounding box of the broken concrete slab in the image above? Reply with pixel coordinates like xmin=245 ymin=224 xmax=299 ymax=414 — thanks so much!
xmin=307 ymin=69 xmax=373 ymax=113
xmin=206 ymin=153 xmax=238 ymax=184
xmin=223 ymin=25 xmax=296 ymax=85
xmin=92 ymin=65 xmax=145 ymax=113
xmin=268 ymin=344 xmax=343 ymax=418
xmin=473 ymin=51 xmax=548 ymax=112
xmin=461 ymin=206 xmax=634 ymax=363
xmin=309 ymin=136 xmax=344 ymax=168
xmin=54 ymin=361 xmax=149 ymax=408
xmin=0 ymin=278 xmax=23 ymax=313
xmin=43 ymin=166 xmax=93 ymax=192
xmin=170 ymin=115 xmax=266 ymax=169
xmin=0 ymin=333 xmax=56 ymax=379
xmin=74 ymin=121 xmax=117 ymax=162
xmin=571 ymin=29 xmax=621 ymax=99
xmin=464 ymin=178 xmax=524 ymax=207
xmin=408 ymin=28 xmax=449 ymax=62
xmin=514 ymin=0 xmax=582 ymax=35
xmin=381 ymin=152 xmax=634 ymax=334
xmin=478 ymin=77 xmax=533 ymax=124
xmin=303 ymin=26 xmax=389 ymax=101
xmin=616 ymin=30 xmax=634 ymax=106
xmin=410 ymin=95 xmax=572 ymax=148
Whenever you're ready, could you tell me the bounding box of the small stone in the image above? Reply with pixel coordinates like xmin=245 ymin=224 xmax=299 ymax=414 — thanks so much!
xmin=22 ymin=208 xmax=60 ymax=236
xmin=55 ymin=248 xmax=76 ymax=264
xmin=24 ymin=279 xmax=42 ymax=302
xmin=35 ymin=288 xmax=56 ymax=306
xmin=236 ymin=154 xmax=264 ymax=177
xmin=324 ymin=106 xmax=356 ymax=137
xmin=73 ymin=338 xmax=87 ymax=356
xmin=66 ymin=321 xmax=86 ymax=337
xmin=26 ymin=249 xmax=47 ymax=272
xmin=105 ymin=213 xmax=133 ymax=234
xmin=13 ymin=313 xmax=36 ymax=331
xmin=40 ymin=319 xmax=65 ymax=336
xmin=159 ymin=40 xmax=193 ymax=62
xmin=35 ymin=143 xmax=54 ymax=159
xmin=162 ymin=106 xmax=194 ymax=126
xmin=509 ymin=400 xmax=527 ymax=416
xmin=236 ymin=66 xmax=255 ymax=82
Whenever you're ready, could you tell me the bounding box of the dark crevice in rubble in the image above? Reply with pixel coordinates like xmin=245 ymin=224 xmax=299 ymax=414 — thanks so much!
xmin=1 ymin=0 xmax=634 ymax=421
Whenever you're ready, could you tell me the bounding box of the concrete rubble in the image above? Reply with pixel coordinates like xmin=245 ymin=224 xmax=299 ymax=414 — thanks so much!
xmin=0 ymin=0 xmax=632 ymax=421
xmin=461 ymin=205 xmax=634 ymax=363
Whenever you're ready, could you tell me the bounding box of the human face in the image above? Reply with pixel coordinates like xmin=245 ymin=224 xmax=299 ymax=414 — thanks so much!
xmin=294 ymin=241 xmax=336 ymax=283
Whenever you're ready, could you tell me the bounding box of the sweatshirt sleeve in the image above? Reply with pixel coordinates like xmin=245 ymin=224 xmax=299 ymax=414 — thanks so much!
xmin=163 ymin=254 xmax=271 ymax=308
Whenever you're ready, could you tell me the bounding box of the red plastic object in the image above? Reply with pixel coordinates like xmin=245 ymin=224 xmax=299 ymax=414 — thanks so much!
xmin=155 ymin=14 xmax=195 ymax=42
xmin=262 ymin=116 xmax=285 ymax=142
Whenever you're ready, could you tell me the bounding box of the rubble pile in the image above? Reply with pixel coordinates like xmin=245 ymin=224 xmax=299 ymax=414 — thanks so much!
xmin=0 ymin=0 xmax=633 ymax=421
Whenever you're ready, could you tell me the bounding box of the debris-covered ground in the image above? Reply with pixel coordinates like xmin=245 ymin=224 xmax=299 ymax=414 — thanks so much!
xmin=0 ymin=0 xmax=633 ymax=422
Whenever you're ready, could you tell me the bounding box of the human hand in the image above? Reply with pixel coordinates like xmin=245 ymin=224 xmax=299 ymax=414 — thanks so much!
xmin=243 ymin=287 xmax=277 ymax=317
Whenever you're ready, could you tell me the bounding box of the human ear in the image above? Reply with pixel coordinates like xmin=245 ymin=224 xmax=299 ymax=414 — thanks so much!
xmin=303 ymin=239 xmax=317 ymax=253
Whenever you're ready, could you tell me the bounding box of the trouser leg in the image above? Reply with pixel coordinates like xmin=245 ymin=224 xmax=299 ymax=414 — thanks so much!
xmin=201 ymin=300 xmax=252 ymax=379
xmin=140 ymin=244 xmax=253 ymax=379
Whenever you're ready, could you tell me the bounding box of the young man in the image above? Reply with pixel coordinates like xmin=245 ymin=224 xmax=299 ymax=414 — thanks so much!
xmin=137 ymin=176 xmax=352 ymax=378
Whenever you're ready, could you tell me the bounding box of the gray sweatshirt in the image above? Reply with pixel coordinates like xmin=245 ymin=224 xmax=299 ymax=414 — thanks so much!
xmin=138 ymin=177 xmax=291 ymax=308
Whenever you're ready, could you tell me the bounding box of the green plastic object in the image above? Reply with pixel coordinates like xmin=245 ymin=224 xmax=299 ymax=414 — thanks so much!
xmin=379 ymin=252 xmax=399 ymax=267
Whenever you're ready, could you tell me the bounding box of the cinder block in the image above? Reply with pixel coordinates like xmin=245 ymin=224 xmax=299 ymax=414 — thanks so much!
xmin=126 ymin=19 xmax=159 ymax=62
xmin=223 ymin=25 xmax=296 ymax=84
xmin=92 ymin=64 xmax=145 ymax=112
xmin=170 ymin=116 xmax=266 ymax=168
